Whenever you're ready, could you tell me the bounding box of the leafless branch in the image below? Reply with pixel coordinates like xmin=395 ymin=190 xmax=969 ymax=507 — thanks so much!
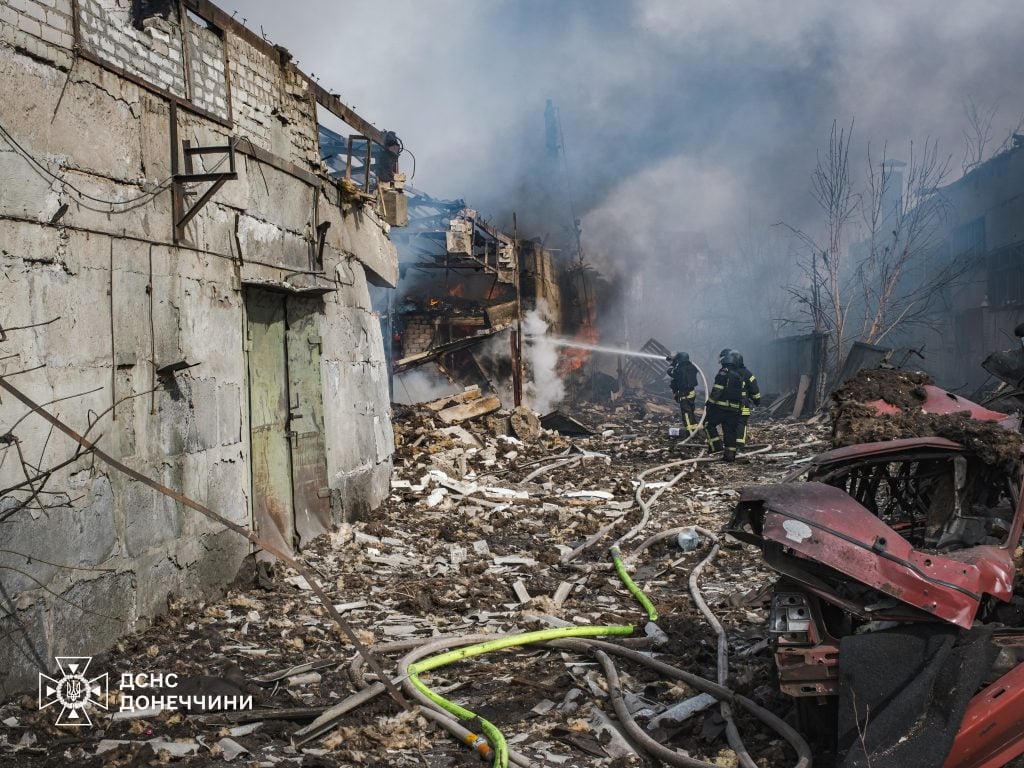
xmin=962 ymin=98 xmax=997 ymax=174
xmin=859 ymin=136 xmax=954 ymax=345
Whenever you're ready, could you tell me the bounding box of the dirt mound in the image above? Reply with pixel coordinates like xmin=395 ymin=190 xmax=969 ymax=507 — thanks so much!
xmin=832 ymin=368 xmax=932 ymax=411
xmin=831 ymin=370 xmax=1021 ymax=465
xmin=833 ymin=407 xmax=1021 ymax=465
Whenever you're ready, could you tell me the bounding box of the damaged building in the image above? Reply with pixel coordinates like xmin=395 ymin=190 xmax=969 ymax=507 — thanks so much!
xmin=0 ymin=0 xmax=406 ymax=695
xmin=1 ymin=3 xmax=1022 ymax=767
xmin=939 ymin=141 xmax=1024 ymax=390
xmin=768 ymin=141 xmax=1024 ymax=405
xmin=380 ymin=190 xmax=567 ymax=410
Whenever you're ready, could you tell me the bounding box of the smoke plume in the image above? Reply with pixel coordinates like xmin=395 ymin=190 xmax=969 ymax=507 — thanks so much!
xmin=523 ymin=302 xmax=565 ymax=413
xmin=224 ymin=0 xmax=1024 ymax=382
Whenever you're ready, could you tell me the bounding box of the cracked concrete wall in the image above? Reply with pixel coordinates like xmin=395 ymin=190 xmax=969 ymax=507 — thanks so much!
xmin=0 ymin=3 xmax=397 ymax=698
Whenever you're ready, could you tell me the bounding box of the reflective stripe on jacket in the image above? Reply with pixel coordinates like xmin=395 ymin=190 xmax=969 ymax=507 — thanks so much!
xmin=708 ymin=365 xmax=760 ymax=411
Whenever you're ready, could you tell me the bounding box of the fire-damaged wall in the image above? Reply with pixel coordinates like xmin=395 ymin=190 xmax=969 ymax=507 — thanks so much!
xmin=386 ymin=195 xmax=568 ymax=410
xmin=0 ymin=0 xmax=399 ymax=696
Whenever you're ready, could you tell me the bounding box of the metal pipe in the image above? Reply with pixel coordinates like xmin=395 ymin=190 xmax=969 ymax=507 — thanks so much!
xmin=109 ymin=238 xmax=116 ymax=420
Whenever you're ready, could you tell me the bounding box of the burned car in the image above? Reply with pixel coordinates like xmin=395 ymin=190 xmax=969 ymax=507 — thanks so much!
xmin=728 ymin=373 xmax=1024 ymax=767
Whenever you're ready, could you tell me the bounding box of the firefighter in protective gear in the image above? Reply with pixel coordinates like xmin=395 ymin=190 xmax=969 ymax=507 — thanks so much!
xmin=734 ymin=351 xmax=756 ymax=449
xmin=666 ymin=352 xmax=699 ymax=435
xmin=705 ymin=350 xmax=760 ymax=461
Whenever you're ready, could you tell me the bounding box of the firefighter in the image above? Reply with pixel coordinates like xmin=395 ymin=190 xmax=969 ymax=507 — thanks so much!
xmin=733 ymin=351 xmax=757 ymax=449
xmin=705 ymin=350 xmax=760 ymax=461
xmin=666 ymin=351 xmax=699 ymax=435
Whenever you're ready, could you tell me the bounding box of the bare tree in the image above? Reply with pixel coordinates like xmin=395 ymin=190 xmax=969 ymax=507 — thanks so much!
xmin=859 ymin=139 xmax=956 ymax=345
xmin=813 ymin=119 xmax=858 ymax=365
xmin=783 ymin=121 xmax=967 ymax=388
xmin=961 ymin=98 xmax=998 ymax=174
xmin=780 ymin=119 xmax=857 ymax=380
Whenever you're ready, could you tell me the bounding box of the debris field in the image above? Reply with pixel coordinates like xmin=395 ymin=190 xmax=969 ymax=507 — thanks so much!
xmin=0 ymin=397 xmax=832 ymax=768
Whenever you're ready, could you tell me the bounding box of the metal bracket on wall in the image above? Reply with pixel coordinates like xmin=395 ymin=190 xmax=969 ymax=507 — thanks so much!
xmin=171 ymin=135 xmax=239 ymax=244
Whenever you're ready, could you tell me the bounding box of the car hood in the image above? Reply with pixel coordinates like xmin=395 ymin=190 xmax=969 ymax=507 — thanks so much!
xmin=732 ymin=482 xmax=1016 ymax=629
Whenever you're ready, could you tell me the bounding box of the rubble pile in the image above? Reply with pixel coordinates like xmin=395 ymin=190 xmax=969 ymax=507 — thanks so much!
xmin=0 ymin=397 xmax=831 ymax=768
xmin=831 ymin=367 xmax=932 ymax=411
xmin=832 ymin=368 xmax=1023 ymax=464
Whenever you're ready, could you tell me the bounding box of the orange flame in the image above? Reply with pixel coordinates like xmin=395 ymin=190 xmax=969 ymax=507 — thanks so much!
xmin=557 ymin=322 xmax=599 ymax=376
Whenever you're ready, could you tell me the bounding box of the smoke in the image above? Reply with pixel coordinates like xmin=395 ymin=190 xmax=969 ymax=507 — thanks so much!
xmin=523 ymin=301 xmax=565 ymax=413
xmin=393 ymin=368 xmax=459 ymax=405
xmin=472 ymin=302 xmax=565 ymax=413
xmin=223 ymin=0 xmax=1024 ymax=381
xmin=224 ymin=1 xmax=1022 ymax=224
xmin=477 ymin=330 xmax=515 ymax=408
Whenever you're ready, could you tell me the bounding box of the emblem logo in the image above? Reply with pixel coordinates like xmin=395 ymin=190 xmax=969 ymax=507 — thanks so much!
xmin=38 ymin=656 xmax=108 ymax=726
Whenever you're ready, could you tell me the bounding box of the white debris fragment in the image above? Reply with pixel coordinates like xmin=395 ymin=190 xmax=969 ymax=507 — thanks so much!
xmin=382 ymin=624 xmax=420 ymax=636
xmin=448 ymin=544 xmax=468 ymax=567
xmin=564 ymin=490 xmax=614 ymax=500
xmin=483 ymin=486 xmax=530 ymax=500
xmin=285 ymin=575 xmax=312 ymax=590
xmin=493 ymin=555 xmax=539 ymax=567
xmin=553 ymin=581 xmax=573 ymax=607
xmin=512 ymin=579 xmax=532 ymax=603
xmin=217 ymin=737 xmax=249 ymax=761
xmin=646 ymin=692 xmax=718 ymax=730
xmin=531 ymin=699 xmax=556 ymax=715
xmin=286 ymin=672 xmax=322 ymax=687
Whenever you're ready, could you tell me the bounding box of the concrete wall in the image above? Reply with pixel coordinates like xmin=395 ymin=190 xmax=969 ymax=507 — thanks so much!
xmin=0 ymin=0 xmax=397 ymax=697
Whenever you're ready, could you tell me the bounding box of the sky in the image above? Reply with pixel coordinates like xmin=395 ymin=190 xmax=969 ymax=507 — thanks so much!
xmin=220 ymin=0 xmax=1024 ymax=368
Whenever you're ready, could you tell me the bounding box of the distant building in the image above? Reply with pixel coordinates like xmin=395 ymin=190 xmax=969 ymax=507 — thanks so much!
xmin=939 ymin=144 xmax=1024 ymax=389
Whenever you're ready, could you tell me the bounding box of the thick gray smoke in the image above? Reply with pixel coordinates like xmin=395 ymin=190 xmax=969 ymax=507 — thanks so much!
xmin=224 ymin=0 xmax=1024 ymax=381
xmin=522 ymin=302 xmax=565 ymax=413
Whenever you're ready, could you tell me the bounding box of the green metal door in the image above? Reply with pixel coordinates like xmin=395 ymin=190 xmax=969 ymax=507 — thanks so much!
xmin=246 ymin=290 xmax=296 ymax=557
xmin=286 ymin=297 xmax=331 ymax=547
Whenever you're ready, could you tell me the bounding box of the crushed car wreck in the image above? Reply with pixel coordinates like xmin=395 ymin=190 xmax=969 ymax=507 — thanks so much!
xmin=728 ymin=369 xmax=1024 ymax=767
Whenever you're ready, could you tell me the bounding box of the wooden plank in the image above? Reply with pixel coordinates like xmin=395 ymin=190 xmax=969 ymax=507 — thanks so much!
xmin=767 ymin=388 xmax=796 ymax=415
xmin=426 ymin=385 xmax=481 ymax=411
xmin=513 ymin=579 xmax=532 ymax=604
xmin=437 ymin=395 xmax=502 ymax=424
xmin=792 ymin=374 xmax=811 ymax=418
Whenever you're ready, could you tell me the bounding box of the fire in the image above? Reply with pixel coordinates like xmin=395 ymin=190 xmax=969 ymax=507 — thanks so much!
xmin=448 ymin=283 xmax=465 ymax=298
xmin=428 ymin=298 xmax=440 ymax=307
xmin=557 ymin=322 xmax=599 ymax=376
